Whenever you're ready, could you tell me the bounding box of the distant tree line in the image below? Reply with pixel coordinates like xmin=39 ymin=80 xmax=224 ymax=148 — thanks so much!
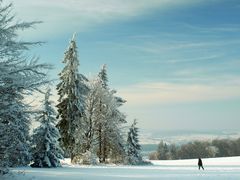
xmin=149 ymin=138 xmax=240 ymax=160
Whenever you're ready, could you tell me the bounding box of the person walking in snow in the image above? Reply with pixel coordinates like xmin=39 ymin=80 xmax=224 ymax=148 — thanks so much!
xmin=198 ymin=158 xmax=204 ymax=170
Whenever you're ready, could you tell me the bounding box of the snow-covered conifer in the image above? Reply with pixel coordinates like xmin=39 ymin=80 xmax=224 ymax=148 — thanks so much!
xmin=0 ymin=1 xmax=51 ymax=170
xmin=102 ymin=89 xmax=127 ymax=163
xmin=98 ymin=64 xmax=108 ymax=89
xmin=79 ymin=79 xmax=100 ymax=153
xmin=93 ymin=65 xmax=126 ymax=163
xmin=56 ymin=34 xmax=88 ymax=161
xmin=31 ymin=89 xmax=63 ymax=167
xmin=126 ymin=119 xmax=143 ymax=165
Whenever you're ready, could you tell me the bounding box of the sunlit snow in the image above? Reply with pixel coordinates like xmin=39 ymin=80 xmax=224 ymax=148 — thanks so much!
xmin=6 ymin=156 xmax=240 ymax=180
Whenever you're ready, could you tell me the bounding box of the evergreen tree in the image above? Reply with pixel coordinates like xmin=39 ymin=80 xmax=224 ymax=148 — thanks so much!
xmin=95 ymin=66 xmax=107 ymax=163
xmin=157 ymin=141 xmax=169 ymax=160
xmin=98 ymin=64 xmax=108 ymax=89
xmin=93 ymin=65 xmax=126 ymax=163
xmin=79 ymin=66 xmax=126 ymax=164
xmin=56 ymin=34 xmax=88 ymax=161
xmin=126 ymin=119 xmax=143 ymax=165
xmin=80 ymin=79 xmax=100 ymax=153
xmin=103 ymin=89 xmax=127 ymax=163
xmin=31 ymin=89 xmax=64 ymax=168
xmin=71 ymin=78 xmax=103 ymax=164
xmin=0 ymin=1 xmax=51 ymax=172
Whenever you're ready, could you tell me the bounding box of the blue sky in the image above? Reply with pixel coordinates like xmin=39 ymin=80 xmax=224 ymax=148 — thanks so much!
xmin=11 ymin=0 xmax=240 ymax=131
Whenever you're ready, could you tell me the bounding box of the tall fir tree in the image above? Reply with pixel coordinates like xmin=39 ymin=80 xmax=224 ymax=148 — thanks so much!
xmin=95 ymin=65 xmax=108 ymax=163
xmin=103 ymin=89 xmax=127 ymax=163
xmin=71 ymin=78 xmax=103 ymax=164
xmin=31 ymin=89 xmax=64 ymax=168
xmin=98 ymin=64 xmax=108 ymax=89
xmin=56 ymin=34 xmax=88 ymax=161
xmin=126 ymin=119 xmax=143 ymax=165
xmin=79 ymin=66 xmax=126 ymax=164
xmin=94 ymin=65 xmax=126 ymax=163
xmin=0 ymin=1 xmax=51 ymax=172
xmin=79 ymin=79 xmax=100 ymax=154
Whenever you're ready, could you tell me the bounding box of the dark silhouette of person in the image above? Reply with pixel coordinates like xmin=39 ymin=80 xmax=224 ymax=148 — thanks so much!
xmin=198 ymin=158 xmax=204 ymax=170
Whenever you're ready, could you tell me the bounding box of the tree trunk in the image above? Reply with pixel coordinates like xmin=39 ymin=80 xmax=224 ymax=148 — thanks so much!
xmin=70 ymin=150 xmax=74 ymax=163
xmin=70 ymin=140 xmax=75 ymax=163
xmin=102 ymin=131 xmax=107 ymax=163
xmin=98 ymin=124 xmax=103 ymax=163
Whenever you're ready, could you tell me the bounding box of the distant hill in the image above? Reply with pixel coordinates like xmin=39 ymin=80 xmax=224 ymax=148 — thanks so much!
xmin=139 ymin=129 xmax=240 ymax=145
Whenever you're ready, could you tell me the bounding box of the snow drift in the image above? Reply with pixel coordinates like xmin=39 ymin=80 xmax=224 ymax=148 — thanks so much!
xmin=4 ymin=156 xmax=240 ymax=180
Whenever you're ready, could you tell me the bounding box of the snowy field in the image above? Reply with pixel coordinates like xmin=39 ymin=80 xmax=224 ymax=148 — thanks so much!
xmin=5 ymin=157 xmax=240 ymax=180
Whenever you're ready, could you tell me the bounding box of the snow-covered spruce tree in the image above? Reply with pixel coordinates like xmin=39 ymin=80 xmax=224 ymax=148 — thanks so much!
xmin=95 ymin=66 xmax=108 ymax=163
xmin=72 ymin=65 xmax=126 ymax=164
xmin=56 ymin=34 xmax=88 ymax=162
xmin=70 ymin=78 xmax=104 ymax=165
xmin=80 ymin=79 xmax=100 ymax=153
xmin=98 ymin=64 xmax=108 ymax=89
xmin=126 ymin=119 xmax=143 ymax=165
xmin=106 ymin=90 xmax=127 ymax=163
xmin=31 ymin=89 xmax=64 ymax=168
xmin=94 ymin=65 xmax=126 ymax=163
xmin=0 ymin=0 xmax=51 ymax=171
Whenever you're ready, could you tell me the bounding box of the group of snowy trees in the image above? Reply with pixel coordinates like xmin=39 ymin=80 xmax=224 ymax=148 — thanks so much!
xmin=55 ymin=36 xmax=143 ymax=165
xmin=0 ymin=0 xmax=143 ymax=174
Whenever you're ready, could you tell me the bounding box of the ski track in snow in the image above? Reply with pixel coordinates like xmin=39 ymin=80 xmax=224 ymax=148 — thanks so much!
xmin=5 ymin=157 xmax=240 ymax=180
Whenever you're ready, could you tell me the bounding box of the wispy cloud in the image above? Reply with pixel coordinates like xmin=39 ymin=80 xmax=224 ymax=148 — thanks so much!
xmin=144 ymin=54 xmax=223 ymax=64
xmin=98 ymin=36 xmax=240 ymax=58
xmin=94 ymin=39 xmax=238 ymax=67
xmin=128 ymin=39 xmax=240 ymax=54
xmin=10 ymin=0 xmax=204 ymax=39
xmin=180 ymin=23 xmax=240 ymax=33
xmin=118 ymin=81 xmax=240 ymax=106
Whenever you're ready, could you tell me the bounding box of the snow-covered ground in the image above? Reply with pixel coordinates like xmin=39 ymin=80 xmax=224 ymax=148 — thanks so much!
xmin=5 ymin=157 xmax=240 ymax=180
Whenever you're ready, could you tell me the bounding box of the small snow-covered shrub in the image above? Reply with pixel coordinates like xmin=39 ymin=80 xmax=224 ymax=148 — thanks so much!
xmin=72 ymin=151 xmax=98 ymax=165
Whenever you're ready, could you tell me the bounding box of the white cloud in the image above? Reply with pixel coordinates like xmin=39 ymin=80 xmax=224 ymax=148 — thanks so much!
xmin=9 ymin=0 xmax=201 ymax=39
xmin=124 ymin=38 xmax=240 ymax=56
xmin=118 ymin=81 xmax=240 ymax=106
